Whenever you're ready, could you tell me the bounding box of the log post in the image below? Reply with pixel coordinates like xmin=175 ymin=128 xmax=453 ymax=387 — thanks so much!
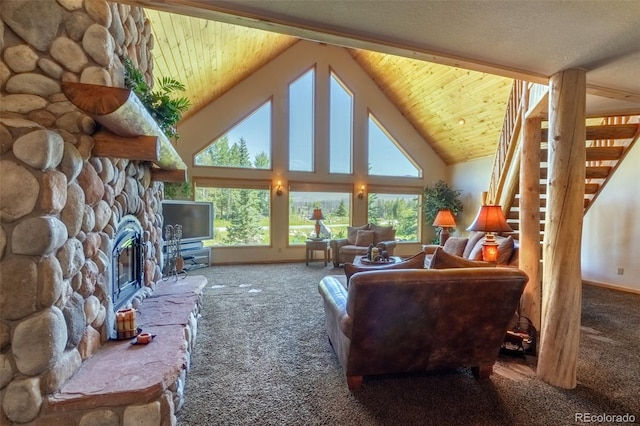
xmin=519 ymin=116 xmax=542 ymax=333
xmin=537 ymin=68 xmax=586 ymax=389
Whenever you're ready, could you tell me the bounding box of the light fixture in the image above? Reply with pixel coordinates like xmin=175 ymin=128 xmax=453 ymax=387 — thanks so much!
xmin=309 ymin=208 xmax=325 ymax=239
xmin=357 ymin=185 xmax=366 ymax=199
xmin=275 ymin=180 xmax=283 ymax=196
xmin=432 ymin=209 xmax=457 ymax=246
xmin=466 ymin=205 xmax=513 ymax=262
xmin=458 ymin=118 xmax=466 ymax=126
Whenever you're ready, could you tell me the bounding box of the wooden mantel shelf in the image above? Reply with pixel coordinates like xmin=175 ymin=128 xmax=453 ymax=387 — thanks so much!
xmin=61 ymin=82 xmax=187 ymax=181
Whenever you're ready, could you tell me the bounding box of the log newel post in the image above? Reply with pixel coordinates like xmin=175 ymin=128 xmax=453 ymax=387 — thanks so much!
xmin=519 ymin=116 xmax=542 ymax=333
xmin=537 ymin=68 xmax=586 ymax=389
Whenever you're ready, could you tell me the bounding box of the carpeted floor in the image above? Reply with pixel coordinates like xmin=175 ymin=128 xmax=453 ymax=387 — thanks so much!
xmin=177 ymin=263 xmax=640 ymax=426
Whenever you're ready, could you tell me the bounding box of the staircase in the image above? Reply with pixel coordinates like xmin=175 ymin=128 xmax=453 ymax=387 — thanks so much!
xmin=506 ymin=119 xmax=640 ymax=241
xmin=487 ymin=81 xmax=640 ymax=242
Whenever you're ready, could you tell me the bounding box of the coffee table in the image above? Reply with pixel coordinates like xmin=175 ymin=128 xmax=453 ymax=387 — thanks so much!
xmin=352 ymin=255 xmax=402 ymax=268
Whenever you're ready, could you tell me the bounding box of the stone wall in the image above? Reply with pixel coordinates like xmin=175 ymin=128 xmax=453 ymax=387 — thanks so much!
xmin=0 ymin=1 xmax=166 ymax=424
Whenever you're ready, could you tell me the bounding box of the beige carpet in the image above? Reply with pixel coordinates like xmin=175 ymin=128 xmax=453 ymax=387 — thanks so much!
xmin=177 ymin=263 xmax=640 ymax=425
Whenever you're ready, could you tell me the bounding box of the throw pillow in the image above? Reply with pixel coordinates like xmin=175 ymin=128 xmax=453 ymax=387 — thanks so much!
xmin=344 ymin=251 xmax=427 ymax=281
xmin=468 ymin=237 xmax=486 ymax=261
xmin=496 ymin=236 xmax=515 ymax=265
xmin=369 ymin=223 xmax=395 ymax=243
xmin=462 ymin=231 xmax=485 ymax=259
xmin=354 ymin=230 xmax=375 ymax=247
xmin=442 ymin=237 xmax=468 ymax=257
xmin=429 ymin=247 xmax=495 ymax=269
xmin=347 ymin=224 xmax=369 ymax=244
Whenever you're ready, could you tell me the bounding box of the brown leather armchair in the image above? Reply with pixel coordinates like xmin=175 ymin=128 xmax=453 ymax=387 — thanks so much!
xmin=318 ymin=267 xmax=528 ymax=390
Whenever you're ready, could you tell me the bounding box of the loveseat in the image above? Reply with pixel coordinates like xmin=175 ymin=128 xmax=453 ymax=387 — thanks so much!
xmin=330 ymin=224 xmax=397 ymax=267
xmin=318 ymin=267 xmax=528 ymax=390
xmin=423 ymin=232 xmax=519 ymax=267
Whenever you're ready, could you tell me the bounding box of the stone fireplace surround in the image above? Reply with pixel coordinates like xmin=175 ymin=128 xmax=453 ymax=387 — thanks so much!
xmin=0 ymin=1 xmax=203 ymax=424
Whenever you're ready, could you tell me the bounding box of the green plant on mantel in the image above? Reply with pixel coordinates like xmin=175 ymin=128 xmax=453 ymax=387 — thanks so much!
xmin=423 ymin=180 xmax=464 ymax=227
xmin=123 ymin=57 xmax=190 ymax=141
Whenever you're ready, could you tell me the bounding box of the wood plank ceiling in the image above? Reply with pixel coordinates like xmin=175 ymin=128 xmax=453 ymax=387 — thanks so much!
xmin=145 ymin=9 xmax=513 ymax=165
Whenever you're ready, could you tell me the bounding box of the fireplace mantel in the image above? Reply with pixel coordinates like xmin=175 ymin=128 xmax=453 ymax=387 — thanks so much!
xmin=61 ymin=82 xmax=187 ymax=182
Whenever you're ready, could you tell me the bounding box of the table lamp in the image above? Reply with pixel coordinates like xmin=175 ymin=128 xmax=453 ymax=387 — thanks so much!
xmin=432 ymin=209 xmax=457 ymax=246
xmin=309 ymin=208 xmax=324 ymax=239
xmin=466 ymin=205 xmax=513 ymax=262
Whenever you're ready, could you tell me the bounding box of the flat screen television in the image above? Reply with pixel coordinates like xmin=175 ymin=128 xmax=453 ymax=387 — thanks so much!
xmin=161 ymin=200 xmax=214 ymax=244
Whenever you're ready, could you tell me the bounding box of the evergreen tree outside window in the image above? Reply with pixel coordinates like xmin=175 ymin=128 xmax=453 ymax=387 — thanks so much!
xmin=368 ymin=192 xmax=420 ymax=242
xmin=288 ymin=191 xmax=351 ymax=244
xmin=195 ymin=101 xmax=272 ymax=169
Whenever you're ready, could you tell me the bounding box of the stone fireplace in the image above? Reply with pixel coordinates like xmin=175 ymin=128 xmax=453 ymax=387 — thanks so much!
xmin=0 ymin=2 xmax=200 ymax=425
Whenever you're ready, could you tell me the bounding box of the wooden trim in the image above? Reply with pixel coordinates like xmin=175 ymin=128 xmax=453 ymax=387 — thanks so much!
xmin=93 ymin=132 xmax=159 ymax=162
xmin=151 ymin=168 xmax=187 ymax=182
xmin=582 ymin=280 xmax=640 ymax=295
xmin=541 ymin=124 xmax=638 ymax=142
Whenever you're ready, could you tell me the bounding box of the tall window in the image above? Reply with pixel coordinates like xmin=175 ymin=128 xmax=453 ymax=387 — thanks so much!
xmin=288 ymin=191 xmax=351 ymax=244
xmin=289 ymin=69 xmax=315 ymax=171
xmin=195 ymin=186 xmax=270 ymax=246
xmin=368 ymin=192 xmax=420 ymax=242
xmin=195 ymin=101 xmax=272 ymax=169
xmin=368 ymin=114 xmax=421 ymax=178
xmin=329 ymin=73 xmax=353 ymax=174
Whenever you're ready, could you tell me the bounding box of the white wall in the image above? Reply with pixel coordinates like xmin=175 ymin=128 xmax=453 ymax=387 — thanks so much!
xmin=582 ymin=141 xmax=640 ymax=292
xmin=177 ymin=40 xmax=447 ymax=263
xmin=449 ymin=156 xmax=493 ymax=235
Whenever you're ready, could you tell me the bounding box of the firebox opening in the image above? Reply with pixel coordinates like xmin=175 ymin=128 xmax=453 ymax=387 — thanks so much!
xmin=112 ymin=216 xmax=143 ymax=311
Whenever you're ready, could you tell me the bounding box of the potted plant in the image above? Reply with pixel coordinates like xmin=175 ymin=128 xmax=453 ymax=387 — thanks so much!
xmin=423 ymin=180 xmax=463 ymax=241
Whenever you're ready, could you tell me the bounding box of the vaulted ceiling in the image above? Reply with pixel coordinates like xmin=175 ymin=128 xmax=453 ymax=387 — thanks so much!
xmin=122 ymin=0 xmax=640 ymax=165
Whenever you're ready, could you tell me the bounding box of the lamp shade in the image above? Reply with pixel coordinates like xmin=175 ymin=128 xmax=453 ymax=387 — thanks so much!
xmin=432 ymin=210 xmax=457 ymax=228
xmin=466 ymin=205 xmax=513 ymax=233
xmin=309 ymin=208 xmax=324 ymax=221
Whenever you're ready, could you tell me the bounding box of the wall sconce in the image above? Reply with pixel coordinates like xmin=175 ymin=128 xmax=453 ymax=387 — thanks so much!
xmin=275 ymin=180 xmax=283 ymax=196
xmin=357 ymin=185 xmax=366 ymax=199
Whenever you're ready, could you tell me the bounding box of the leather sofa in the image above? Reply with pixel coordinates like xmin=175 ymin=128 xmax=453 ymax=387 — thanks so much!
xmin=318 ymin=267 xmax=528 ymax=390
xmin=330 ymin=223 xmax=397 ymax=267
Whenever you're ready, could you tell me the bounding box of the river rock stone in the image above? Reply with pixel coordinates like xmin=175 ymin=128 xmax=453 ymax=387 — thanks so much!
xmin=83 ymin=295 xmax=100 ymax=325
xmin=0 ymin=61 xmax=9 ymax=88
xmin=41 ymin=348 xmax=81 ymax=395
xmin=78 ymin=325 xmax=101 ymax=360
xmin=79 ymin=259 xmax=98 ymax=297
xmin=76 ymin=134 xmax=94 ymax=160
xmin=38 ymin=57 xmax=64 ymax=79
xmin=82 ymin=204 xmax=96 ymax=233
xmin=99 ymin=157 xmax=115 ymax=183
xmin=1 ymin=0 xmax=64 ymax=51
xmin=58 ymin=0 xmax=83 ymax=12
xmin=109 ymin=4 xmax=125 ymax=46
xmin=64 ymin=10 xmax=94 ymax=41
xmin=92 ymin=303 xmax=106 ymax=329
xmin=50 ymin=36 xmax=88 ymax=73
xmin=47 ymin=99 xmax=76 ymax=116
xmin=57 ymin=238 xmax=85 ymax=279
xmin=13 ymin=307 xmax=67 ymax=375
xmin=0 ymin=322 xmax=9 ymax=349
xmin=0 ymin=94 xmax=48 ymax=113
xmin=0 ymin=226 xmax=6 ymax=260
xmin=40 ymin=255 xmax=63 ymax=308
xmin=61 ymin=183 xmax=85 ymax=238
xmin=83 ymin=232 xmax=101 ymax=259
xmin=0 ymin=124 xmax=12 ymax=154
xmin=2 ymin=376 xmax=42 ymax=423
xmin=41 ymin=169 xmax=68 ymax=214
xmin=80 ymin=65 xmax=112 ymax=85
xmin=59 ymin=142 xmax=83 ymax=183
xmin=86 ymin=0 xmax=112 ymax=27
xmin=5 ymin=73 xmax=61 ymax=97
xmin=0 ymin=160 xmax=39 ymax=222
xmin=83 ymin=24 xmax=114 ymax=67
xmin=78 ymin=160 xmax=105 ymax=206
xmin=79 ymin=409 xmax=119 ymax=426
xmin=12 ymin=216 xmax=68 ymax=256
xmin=55 ymin=111 xmax=83 ymax=133
xmin=3 ymin=44 xmax=38 ymax=72
xmin=27 ymin=109 xmax=57 ymax=127
xmin=0 ymin=352 xmax=15 ymax=390
xmin=93 ymin=200 xmax=111 ymax=232
xmin=13 ymin=129 xmax=64 ymax=170
xmin=0 ymin=256 xmax=37 ymax=320
xmin=123 ymin=401 xmax=161 ymax=426
xmin=62 ymin=292 xmax=86 ymax=349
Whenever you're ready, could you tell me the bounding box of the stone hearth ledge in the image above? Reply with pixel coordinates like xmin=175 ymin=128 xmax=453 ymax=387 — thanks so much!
xmin=43 ymin=275 xmax=207 ymax=417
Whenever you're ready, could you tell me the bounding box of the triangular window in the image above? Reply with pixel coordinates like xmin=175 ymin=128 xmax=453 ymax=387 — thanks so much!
xmin=367 ymin=114 xmax=421 ymax=178
xmin=195 ymin=101 xmax=272 ymax=169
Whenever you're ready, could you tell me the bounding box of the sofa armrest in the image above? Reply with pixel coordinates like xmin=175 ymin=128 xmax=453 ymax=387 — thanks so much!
xmin=422 ymin=244 xmax=441 ymax=255
xmin=377 ymin=240 xmax=397 ymax=255
xmin=318 ymin=276 xmax=352 ymax=338
xmin=330 ymin=238 xmax=349 ymax=266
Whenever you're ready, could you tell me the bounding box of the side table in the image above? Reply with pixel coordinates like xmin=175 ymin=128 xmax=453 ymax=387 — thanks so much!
xmin=305 ymin=239 xmax=330 ymax=266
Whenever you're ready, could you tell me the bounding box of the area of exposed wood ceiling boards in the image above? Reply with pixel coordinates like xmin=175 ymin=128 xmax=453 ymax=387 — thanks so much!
xmin=144 ymin=9 xmax=513 ymax=165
